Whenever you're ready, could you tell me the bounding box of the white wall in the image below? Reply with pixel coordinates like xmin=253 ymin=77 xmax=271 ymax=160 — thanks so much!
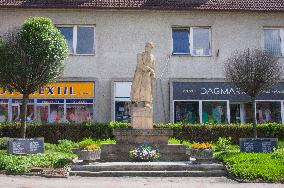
xmin=0 ymin=9 xmax=283 ymax=122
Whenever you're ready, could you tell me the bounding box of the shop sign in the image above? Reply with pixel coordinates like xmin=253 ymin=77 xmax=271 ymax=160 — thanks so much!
xmin=66 ymin=99 xmax=94 ymax=104
xmin=173 ymin=82 xmax=284 ymax=101
xmin=0 ymin=82 xmax=94 ymax=99
xmin=37 ymin=99 xmax=64 ymax=104
xmin=12 ymin=99 xmax=34 ymax=104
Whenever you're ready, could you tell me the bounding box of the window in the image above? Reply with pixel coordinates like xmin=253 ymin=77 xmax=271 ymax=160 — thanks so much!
xmin=256 ymin=101 xmax=281 ymax=123
xmin=172 ymin=27 xmax=211 ymax=56
xmin=174 ymin=101 xmax=200 ymax=123
xmin=114 ymin=82 xmax=132 ymax=122
xmin=58 ymin=26 xmax=95 ymax=55
xmin=202 ymin=101 xmax=227 ymax=123
xmin=264 ymin=28 xmax=284 ymax=56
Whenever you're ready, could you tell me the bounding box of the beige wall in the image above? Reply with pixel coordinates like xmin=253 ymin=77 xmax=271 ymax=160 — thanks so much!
xmin=0 ymin=9 xmax=284 ymax=122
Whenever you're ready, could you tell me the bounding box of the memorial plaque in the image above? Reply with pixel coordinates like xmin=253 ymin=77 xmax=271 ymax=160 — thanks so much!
xmin=8 ymin=138 xmax=44 ymax=154
xmin=240 ymin=138 xmax=278 ymax=153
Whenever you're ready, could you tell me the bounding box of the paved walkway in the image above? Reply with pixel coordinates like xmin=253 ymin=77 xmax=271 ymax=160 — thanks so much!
xmin=0 ymin=175 xmax=283 ymax=188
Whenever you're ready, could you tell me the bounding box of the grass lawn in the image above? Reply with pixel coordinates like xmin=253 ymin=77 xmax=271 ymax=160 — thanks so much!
xmin=214 ymin=140 xmax=284 ymax=183
xmin=0 ymin=140 xmax=77 ymax=174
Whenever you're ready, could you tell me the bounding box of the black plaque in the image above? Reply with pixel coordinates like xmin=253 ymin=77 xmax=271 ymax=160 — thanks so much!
xmin=8 ymin=138 xmax=44 ymax=154
xmin=240 ymin=138 xmax=278 ymax=153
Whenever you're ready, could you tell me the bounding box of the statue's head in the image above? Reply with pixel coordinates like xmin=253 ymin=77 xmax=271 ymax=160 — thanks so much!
xmin=145 ymin=42 xmax=154 ymax=53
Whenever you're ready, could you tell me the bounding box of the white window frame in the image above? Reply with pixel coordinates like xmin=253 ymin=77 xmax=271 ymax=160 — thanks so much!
xmin=57 ymin=25 xmax=96 ymax=55
xmin=172 ymin=27 xmax=212 ymax=57
xmin=263 ymin=27 xmax=284 ymax=57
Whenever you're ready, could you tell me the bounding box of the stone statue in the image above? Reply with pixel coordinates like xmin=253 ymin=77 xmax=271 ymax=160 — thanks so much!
xmin=130 ymin=42 xmax=155 ymax=129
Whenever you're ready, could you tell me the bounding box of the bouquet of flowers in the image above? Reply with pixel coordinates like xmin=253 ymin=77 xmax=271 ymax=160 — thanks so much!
xmin=129 ymin=144 xmax=160 ymax=162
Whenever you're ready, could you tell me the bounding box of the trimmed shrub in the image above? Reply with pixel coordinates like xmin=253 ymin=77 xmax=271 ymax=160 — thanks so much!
xmin=0 ymin=122 xmax=283 ymax=144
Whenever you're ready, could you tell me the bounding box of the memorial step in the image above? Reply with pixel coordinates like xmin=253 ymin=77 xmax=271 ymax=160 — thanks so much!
xmin=69 ymin=170 xmax=227 ymax=177
xmin=71 ymin=162 xmax=225 ymax=172
xmin=69 ymin=161 xmax=227 ymax=177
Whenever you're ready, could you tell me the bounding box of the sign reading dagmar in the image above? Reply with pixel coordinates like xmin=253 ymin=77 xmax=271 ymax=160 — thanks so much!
xmin=240 ymin=138 xmax=278 ymax=153
xmin=8 ymin=138 xmax=44 ymax=154
xmin=172 ymin=82 xmax=284 ymax=101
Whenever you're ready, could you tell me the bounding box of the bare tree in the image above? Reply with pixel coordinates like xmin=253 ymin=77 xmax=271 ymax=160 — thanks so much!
xmin=225 ymin=49 xmax=282 ymax=138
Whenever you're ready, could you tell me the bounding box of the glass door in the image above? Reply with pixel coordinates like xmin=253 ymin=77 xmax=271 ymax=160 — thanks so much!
xmin=230 ymin=103 xmax=241 ymax=123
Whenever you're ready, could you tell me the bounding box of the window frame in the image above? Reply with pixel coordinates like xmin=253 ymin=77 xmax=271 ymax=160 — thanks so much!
xmin=172 ymin=26 xmax=212 ymax=57
xmin=57 ymin=25 xmax=96 ymax=56
xmin=263 ymin=27 xmax=284 ymax=57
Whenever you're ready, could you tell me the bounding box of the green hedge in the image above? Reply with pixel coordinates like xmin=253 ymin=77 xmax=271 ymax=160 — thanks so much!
xmin=156 ymin=123 xmax=284 ymax=144
xmin=0 ymin=122 xmax=283 ymax=144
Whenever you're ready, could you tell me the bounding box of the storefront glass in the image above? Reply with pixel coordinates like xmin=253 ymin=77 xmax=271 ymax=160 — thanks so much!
xmin=114 ymin=82 xmax=132 ymax=123
xmin=202 ymin=101 xmax=227 ymax=123
xmin=174 ymin=101 xmax=199 ymax=123
xmin=0 ymin=104 xmax=8 ymax=122
xmin=256 ymin=101 xmax=281 ymax=123
xmin=12 ymin=102 xmax=34 ymax=122
xmin=49 ymin=104 xmax=64 ymax=123
xmin=115 ymin=101 xmax=131 ymax=122
xmin=36 ymin=105 xmax=49 ymax=123
xmin=66 ymin=104 xmax=93 ymax=123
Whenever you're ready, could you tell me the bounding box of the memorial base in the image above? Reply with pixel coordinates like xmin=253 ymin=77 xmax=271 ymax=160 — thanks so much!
xmin=100 ymin=128 xmax=188 ymax=161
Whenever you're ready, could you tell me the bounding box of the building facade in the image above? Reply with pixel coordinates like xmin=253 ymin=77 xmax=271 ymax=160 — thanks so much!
xmin=0 ymin=0 xmax=283 ymax=124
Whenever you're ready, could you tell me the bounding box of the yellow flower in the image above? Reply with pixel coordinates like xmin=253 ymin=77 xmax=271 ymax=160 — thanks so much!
xmin=191 ymin=142 xmax=212 ymax=149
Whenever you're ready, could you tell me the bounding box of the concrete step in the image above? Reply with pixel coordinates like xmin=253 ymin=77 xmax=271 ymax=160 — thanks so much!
xmin=69 ymin=170 xmax=227 ymax=177
xmin=71 ymin=162 xmax=225 ymax=172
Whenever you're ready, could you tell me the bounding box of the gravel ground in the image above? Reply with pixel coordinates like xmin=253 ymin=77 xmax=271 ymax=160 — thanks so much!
xmin=0 ymin=175 xmax=283 ymax=188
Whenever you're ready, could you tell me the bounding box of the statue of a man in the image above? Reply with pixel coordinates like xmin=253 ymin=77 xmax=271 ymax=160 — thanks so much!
xmin=131 ymin=42 xmax=155 ymax=108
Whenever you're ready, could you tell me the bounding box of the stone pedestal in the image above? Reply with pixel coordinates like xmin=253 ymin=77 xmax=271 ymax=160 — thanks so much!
xmin=131 ymin=107 xmax=153 ymax=129
xmin=100 ymin=128 xmax=188 ymax=161
xmin=114 ymin=128 xmax=171 ymax=144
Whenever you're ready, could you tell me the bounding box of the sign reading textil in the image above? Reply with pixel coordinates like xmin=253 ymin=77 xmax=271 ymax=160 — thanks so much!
xmin=0 ymin=82 xmax=94 ymax=98
xmin=173 ymin=82 xmax=284 ymax=101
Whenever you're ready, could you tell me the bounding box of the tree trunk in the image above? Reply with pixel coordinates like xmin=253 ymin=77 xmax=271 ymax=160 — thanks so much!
xmin=252 ymin=97 xmax=257 ymax=138
xmin=20 ymin=93 xmax=29 ymax=138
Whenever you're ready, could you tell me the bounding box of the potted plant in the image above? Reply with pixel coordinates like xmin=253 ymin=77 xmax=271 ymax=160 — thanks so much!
xmin=129 ymin=144 xmax=160 ymax=162
xmin=72 ymin=138 xmax=101 ymax=163
xmin=186 ymin=142 xmax=213 ymax=162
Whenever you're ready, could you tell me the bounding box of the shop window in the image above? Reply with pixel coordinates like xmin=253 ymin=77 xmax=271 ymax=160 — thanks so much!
xmin=12 ymin=104 xmax=34 ymax=122
xmin=172 ymin=27 xmax=211 ymax=56
xmin=66 ymin=104 xmax=93 ymax=123
xmin=58 ymin=25 xmax=95 ymax=55
xmin=115 ymin=101 xmax=131 ymax=122
xmin=36 ymin=105 xmax=49 ymax=123
xmin=256 ymin=101 xmax=281 ymax=123
xmin=50 ymin=104 xmax=64 ymax=123
xmin=202 ymin=101 xmax=227 ymax=123
xmin=0 ymin=104 xmax=8 ymax=122
xmin=264 ymin=28 xmax=284 ymax=57
xmin=174 ymin=101 xmax=199 ymax=123
xmin=114 ymin=82 xmax=132 ymax=123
